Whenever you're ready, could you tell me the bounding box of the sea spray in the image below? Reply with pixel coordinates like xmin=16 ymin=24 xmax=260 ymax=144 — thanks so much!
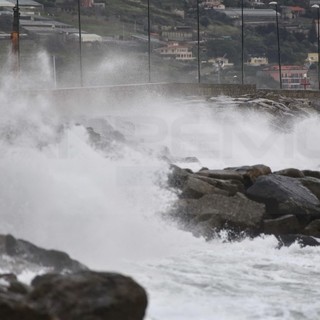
xmin=1 ymin=61 xmax=320 ymax=319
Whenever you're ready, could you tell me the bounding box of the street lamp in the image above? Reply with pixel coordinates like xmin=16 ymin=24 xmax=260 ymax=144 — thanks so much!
xmin=269 ymin=1 xmax=282 ymax=89
xmin=241 ymin=0 xmax=244 ymax=85
xmin=11 ymin=0 xmax=20 ymax=73
xmin=77 ymin=0 xmax=83 ymax=87
xmin=312 ymin=4 xmax=320 ymax=90
xmin=197 ymin=0 xmax=201 ymax=83
xmin=147 ymin=0 xmax=151 ymax=82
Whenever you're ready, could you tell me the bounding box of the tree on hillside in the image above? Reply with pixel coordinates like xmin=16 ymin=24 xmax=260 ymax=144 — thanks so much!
xmin=206 ymin=39 xmax=240 ymax=63
xmin=308 ymin=20 xmax=318 ymax=43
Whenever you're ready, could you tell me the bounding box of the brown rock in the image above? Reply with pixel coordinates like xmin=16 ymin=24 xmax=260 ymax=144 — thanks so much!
xmin=274 ymin=168 xmax=305 ymax=178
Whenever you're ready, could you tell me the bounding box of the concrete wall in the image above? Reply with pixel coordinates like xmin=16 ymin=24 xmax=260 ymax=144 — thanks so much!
xmin=26 ymin=83 xmax=320 ymax=106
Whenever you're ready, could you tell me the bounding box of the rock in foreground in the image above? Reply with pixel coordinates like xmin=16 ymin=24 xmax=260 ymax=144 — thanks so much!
xmin=0 ymin=271 xmax=148 ymax=320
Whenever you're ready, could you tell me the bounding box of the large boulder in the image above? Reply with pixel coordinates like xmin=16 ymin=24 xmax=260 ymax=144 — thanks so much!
xmin=193 ymin=174 xmax=244 ymax=195
xmin=196 ymin=169 xmax=244 ymax=182
xmin=299 ymin=176 xmax=320 ymax=200
xmin=0 ymin=234 xmax=87 ymax=273
xmin=302 ymin=219 xmax=320 ymax=238
xmin=29 ymin=271 xmax=147 ymax=320
xmin=302 ymin=170 xmax=320 ymax=180
xmin=277 ymin=234 xmax=320 ymax=248
xmin=263 ymin=215 xmax=301 ymax=235
xmin=180 ymin=176 xmax=229 ymax=199
xmin=274 ymin=168 xmax=305 ymax=178
xmin=167 ymin=165 xmax=191 ymax=189
xmin=0 ymin=271 xmax=148 ymax=320
xmin=183 ymin=193 xmax=265 ymax=238
xmin=246 ymin=174 xmax=320 ymax=219
xmin=224 ymin=164 xmax=271 ymax=187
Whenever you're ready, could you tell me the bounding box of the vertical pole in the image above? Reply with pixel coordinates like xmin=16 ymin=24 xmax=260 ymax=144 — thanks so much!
xmin=77 ymin=0 xmax=83 ymax=87
xmin=52 ymin=55 xmax=57 ymax=88
xmin=197 ymin=0 xmax=201 ymax=83
xmin=317 ymin=8 xmax=320 ymax=90
xmin=147 ymin=0 xmax=151 ymax=82
xmin=11 ymin=0 xmax=20 ymax=74
xmin=241 ymin=0 xmax=244 ymax=85
xmin=275 ymin=4 xmax=282 ymax=89
xmin=312 ymin=5 xmax=320 ymax=89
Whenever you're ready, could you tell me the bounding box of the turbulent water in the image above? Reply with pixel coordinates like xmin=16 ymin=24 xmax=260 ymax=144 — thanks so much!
xmin=1 ymin=62 xmax=320 ymax=319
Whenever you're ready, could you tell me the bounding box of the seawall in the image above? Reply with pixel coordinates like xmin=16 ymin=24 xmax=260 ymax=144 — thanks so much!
xmin=25 ymin=83 xmax=320 ymax=108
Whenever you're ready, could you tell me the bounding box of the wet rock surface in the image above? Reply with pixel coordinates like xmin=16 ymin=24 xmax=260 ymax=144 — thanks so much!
xmin=0 ymin=271 xmax=148 ymax=320
xmin=168 ymin=164 xmax=320 ymax=247
xmin=0 ymin=236 xmax=148 ymax=320
xmin=0 ymin=234 xmax=87 ymax=273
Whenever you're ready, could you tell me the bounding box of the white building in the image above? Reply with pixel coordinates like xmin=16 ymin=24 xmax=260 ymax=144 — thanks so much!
xmin=154 ymin=42 xmax=195 ymax=61
xmin=68 ymin=33 xmax=102 ymax=42
xmin=247 ymin=56 xmax=268 ymax=66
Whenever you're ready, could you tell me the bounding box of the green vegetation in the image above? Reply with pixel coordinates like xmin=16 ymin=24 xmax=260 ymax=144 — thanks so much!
xmin=47 ymin=0 xmax=317 ymax=67
xmin=1 ymin=0 xmax=317 ymax=86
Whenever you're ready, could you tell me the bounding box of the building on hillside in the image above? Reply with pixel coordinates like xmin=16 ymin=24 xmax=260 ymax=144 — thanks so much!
xmin=7 ymin=0 xmax=43 ymax=15
xmin=247 ymin=56 xmax=268 ymax=66
xmin=154 ymin=42 xmax=195 ymax=61
xmin=82 ymin=0 xmax=94 ymax=8
xmin=281 ymin=6 xmax=305 ymax=20
xmin=0 ymin=0 xmax=14 ymax=10
xmin=20 ymin=17 xmax=78 ymax=37
xmin=160 ymin=26 xmax=193 ymax=42
xmin=306 ymin=52 xmax=319 ymax=63
xmin=208 ymin=56 xmax=234 ymax=68
xmin=172 ymin=9 xmax=185 ymax=19
xmin=202 ymin=0 xmax=225 ymax=10
xmin=68 ymin=33 xmax=102 ymax=42
xmin=247 ymin=0 xmax=264 ymax=7
xmin=262 ymin=65 xmax=309 ymax=89
xmin=217 ymin=8 xmax=279 ymax=26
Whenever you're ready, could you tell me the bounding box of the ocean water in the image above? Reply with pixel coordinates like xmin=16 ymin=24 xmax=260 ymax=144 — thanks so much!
xmin=1 ymin=62 xmax=320 ymax=319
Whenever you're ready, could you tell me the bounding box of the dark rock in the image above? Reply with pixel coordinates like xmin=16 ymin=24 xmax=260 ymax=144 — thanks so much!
xmin=246 ymin=174 xmax=320 ymax=218
xmin=193 ymin=174 xmax=244 ymax=195
xmin=1 ymin=234 xmax=87 ymax=273
xmin=302 ymin=219 xmax=320 ymax=238
xmin=167 ymin=199 xmax=199 ymax=229
xmin=263 ymin=215 xmax=301 ymax=235
xmin=299 ymin=176 xmax=320 ymax=200
xmin=182 ymin=193 xmax=265 ymax=238
xmin=277 ymin=234 xmax=320 ymax=248
xmin=167 ymin=165 xmax=191 ymax=189
xmin=224 ymin=164 xmax=271 ymax=187
xmin=0 ymin=274 xmax=30 ymax=295
xmin=196 ymin=169 xmax=244 ymax=182
xmin=302 ymin=170 xmax=320 ymax=180
xmin=0 ymin=274 xmax=50 ymax=320
xmin=274 ymin=168 xmax=305 ymax=178
xmin=29 ymin=271 xmax=148 ymax=320
xmin=0 ymin=293 xmax=51 ymax=320
xmin=0 ymin=271 xmax=147 ymax=320
xmin=180 ymin=176 xmax=229 ymax=199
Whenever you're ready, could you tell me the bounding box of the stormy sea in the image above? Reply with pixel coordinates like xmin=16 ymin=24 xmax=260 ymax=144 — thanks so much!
xmin=1 ymin=56 xmax=320 ymax=320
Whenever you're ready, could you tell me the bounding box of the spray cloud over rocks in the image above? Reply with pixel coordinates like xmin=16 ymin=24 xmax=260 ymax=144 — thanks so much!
xmin=1 ymin=54 xmax=320 ymax=319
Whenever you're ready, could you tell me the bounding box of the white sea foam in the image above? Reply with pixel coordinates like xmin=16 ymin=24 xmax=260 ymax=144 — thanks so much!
xmin=1 ymin=59 xmax=320 ymax=319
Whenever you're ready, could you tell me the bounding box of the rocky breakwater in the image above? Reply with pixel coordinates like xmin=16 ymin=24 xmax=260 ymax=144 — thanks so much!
xmin=0 ymin=234 xmax=148 ymax=320
xmin=168 ymin=164 xmax=320 ymax=247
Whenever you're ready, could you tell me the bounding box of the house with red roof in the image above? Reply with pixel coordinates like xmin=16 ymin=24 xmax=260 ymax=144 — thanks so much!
xmin=263 ymin=65 xmax=309 ymax=89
